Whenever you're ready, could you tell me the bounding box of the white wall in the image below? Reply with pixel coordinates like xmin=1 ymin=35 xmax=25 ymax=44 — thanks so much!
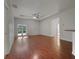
xmin=40 ymin=11 xmax=60 ymax=37
xmin=40 ymin=8 xmax=75 ymax=42
xmin=4 ymin=4 xmax=10 ymax=55
xmin=60 ymin=8 xmax=75 ymax=42
xmin=9 ymin=14 xmax=14 ymax=52
xmin=40 ymin=17 xmax=59 ymax=37
xmin=40 ymin=18 xmax=51 ymax=36
xmin=4 ymin=0 xmax=14 ymax=55
xmin=14 ymin=18 xmax=40 ymax=36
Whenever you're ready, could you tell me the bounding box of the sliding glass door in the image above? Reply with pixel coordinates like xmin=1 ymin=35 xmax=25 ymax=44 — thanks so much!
xmin=17 ymin=24 xmax=27 ymax=36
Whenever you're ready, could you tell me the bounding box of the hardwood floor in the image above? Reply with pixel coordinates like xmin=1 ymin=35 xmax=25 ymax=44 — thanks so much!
xmin=5 ymin=35 xmax=74 ymax=59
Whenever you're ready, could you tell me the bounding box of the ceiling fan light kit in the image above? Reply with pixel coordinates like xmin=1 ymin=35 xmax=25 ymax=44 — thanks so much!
xmin=32 ymin=12 xmax=40 ymax=19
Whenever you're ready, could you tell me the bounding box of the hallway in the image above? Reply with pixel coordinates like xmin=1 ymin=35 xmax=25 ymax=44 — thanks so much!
xmin=5 ymin=35 xmax=74 ymax=59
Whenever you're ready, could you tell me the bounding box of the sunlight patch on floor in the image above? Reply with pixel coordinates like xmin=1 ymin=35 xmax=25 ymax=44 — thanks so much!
xmin=15 ymin=36 xmax=29 ymax=53
xmin=33 ymin=53 xmax=39 ymax=59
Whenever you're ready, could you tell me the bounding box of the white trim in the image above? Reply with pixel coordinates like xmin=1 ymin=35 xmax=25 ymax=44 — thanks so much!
xmin=14 ymin=7 xmax=74 ymax=21
xmin=60 ymin=38 xmax=72 ymax=42
xmin=40 ymin=7 xmax=75 ymax=20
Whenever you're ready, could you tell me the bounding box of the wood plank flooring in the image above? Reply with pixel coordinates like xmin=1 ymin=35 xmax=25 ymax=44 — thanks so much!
xmin=5 ymin=35 xmax=74 ymax=59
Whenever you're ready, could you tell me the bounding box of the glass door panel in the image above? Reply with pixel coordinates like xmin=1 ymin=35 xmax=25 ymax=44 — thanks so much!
xmin=22 ymin=25 xmax=27 ymax=35
xmin=17 ymin=25 xmax=23 ymax=36
xmin=17 ymin=24 xmax=27 ymax=36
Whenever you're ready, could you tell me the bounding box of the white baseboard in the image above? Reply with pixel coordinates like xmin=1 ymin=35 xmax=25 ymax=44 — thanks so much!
xmin=60 ymin=38 xmax=72 ymax=42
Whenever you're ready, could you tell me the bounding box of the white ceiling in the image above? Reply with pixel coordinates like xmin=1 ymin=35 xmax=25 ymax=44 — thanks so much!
xmin=11 ymin=0 xmax=75 ymax=20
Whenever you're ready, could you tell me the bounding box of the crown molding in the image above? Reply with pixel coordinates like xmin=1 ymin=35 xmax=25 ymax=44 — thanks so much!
xmin=13 ymin=7 xmax=74 ymax=21
xmin=40 ymin=7 xmax=75 ymax=21
xmin=14 ymin=16 xmax=40 ymax=21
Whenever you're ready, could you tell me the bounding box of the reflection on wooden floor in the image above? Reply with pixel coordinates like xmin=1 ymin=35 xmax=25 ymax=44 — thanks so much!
xmin=5 ymin=35 xmax=74 ymax=59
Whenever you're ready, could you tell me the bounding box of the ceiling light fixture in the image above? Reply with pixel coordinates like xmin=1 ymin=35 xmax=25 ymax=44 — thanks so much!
xmin=32 ymin=12 xmax=40 ymax=19
xmin=33 ymin=16 xmax=37 ymax=19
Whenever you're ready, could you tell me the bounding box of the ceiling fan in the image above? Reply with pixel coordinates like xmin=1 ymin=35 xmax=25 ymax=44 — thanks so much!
xmin=32 ymin=12 xmax=40 ymax=19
